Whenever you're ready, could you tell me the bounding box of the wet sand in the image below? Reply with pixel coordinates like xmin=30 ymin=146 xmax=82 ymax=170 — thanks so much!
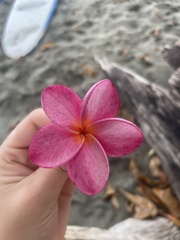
xmin=0 ymin=0 xmax=179 ymax=228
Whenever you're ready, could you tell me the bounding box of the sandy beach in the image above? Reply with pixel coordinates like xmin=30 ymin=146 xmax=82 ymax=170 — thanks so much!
xmin=0 ymin=0 xmax=179 ymax=228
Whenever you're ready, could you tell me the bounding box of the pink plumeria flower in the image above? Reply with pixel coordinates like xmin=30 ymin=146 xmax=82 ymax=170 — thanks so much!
xmin=29 ymin=80 xmax=143 ymax=195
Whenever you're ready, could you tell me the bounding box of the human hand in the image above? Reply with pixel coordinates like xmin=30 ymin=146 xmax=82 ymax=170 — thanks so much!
xmin=0 ymin=109 xmax=75 ymax=240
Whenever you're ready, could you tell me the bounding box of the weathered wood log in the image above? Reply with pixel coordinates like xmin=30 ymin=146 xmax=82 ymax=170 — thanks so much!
xmin=161 ymin=44 xmax=180 ymax=98
xmin=96 ymin=57 xmax=180 ymax=201
xmin=65 ymin=217 xmax=180 ymax=240
xmin=161 ymin=44 xmax=180 ymax=70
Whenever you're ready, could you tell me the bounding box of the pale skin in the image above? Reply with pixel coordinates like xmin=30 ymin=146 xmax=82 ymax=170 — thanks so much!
xmin=0 ymin=108 xmax=75 ymax=240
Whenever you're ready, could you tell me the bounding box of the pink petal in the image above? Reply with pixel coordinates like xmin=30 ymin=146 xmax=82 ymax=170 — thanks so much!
xmin=29 ymin=124 xmax=84 ymax=168
xmin=87 ymin=118 xmax=144 ymax=157
xmin=66 ymin=134 xmax=109 ymax=196
xmin=81 ymin=80 xmax=120 ymax=127
xmin=42 ymin=85 xmax=82 ymax=132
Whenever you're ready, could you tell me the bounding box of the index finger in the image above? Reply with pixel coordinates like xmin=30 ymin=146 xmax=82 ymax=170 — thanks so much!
xmin=2 ymin=108 xmax=51 ymax=149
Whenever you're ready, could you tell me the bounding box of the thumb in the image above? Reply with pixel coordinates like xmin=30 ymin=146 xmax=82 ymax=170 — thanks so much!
xmin=1 ymin=108 xmax=70 ymax=202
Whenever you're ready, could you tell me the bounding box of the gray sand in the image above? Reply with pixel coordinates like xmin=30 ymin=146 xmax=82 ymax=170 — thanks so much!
xmin=0 ymin=0 xmax=179 ymax=228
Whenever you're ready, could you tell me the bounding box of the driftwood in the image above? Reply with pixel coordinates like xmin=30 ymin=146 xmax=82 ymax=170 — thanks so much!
xmin=65 ymin=46 xmax=180 ymax=240
xmin=65 ymin=217 xmax=179 ymax=240
xmin=161 ymin=43 xmax=180 ymax=70
xmin=96 ymin=50 xmax=180 ymax=201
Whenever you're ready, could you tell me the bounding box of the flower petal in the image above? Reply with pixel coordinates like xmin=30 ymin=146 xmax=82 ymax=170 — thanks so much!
xmin=66 ymin=134 xmax=109 ymax=196
xmin=29 ymin=124 xmax=84 ymax=168
xmin=81 ymin=80 xmax=120 ymax=126
xmin=87 ymin=118 xmax=144 ymax=157
xmin=42 ymin=85 xmax=82 ymax=131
